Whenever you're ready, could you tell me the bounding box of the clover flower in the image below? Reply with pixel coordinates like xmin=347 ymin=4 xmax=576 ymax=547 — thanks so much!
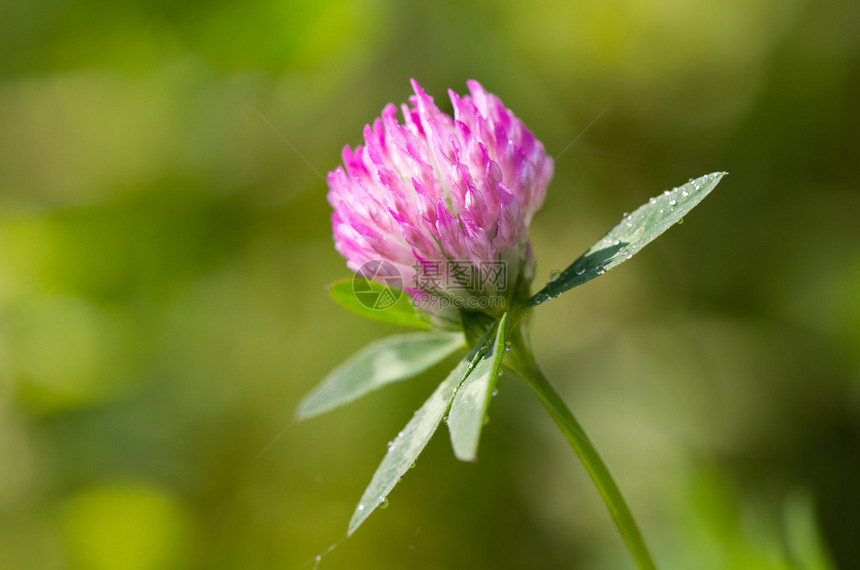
xmin=327 ymin=80 xmax=553 ymax=314
xmin=302 ymin=78 xmax=726 ymax=569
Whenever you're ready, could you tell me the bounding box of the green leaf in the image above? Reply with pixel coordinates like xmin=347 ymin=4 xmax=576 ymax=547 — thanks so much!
xmin=296 ymin=331 xmax=464 ymax=420
xmin=524 ymin=172 xmax=726 ymax=308
xmin=447 ymin=313 xmax=511 ymax=461
xmin=348 ymin=337 xmax=490 ymax=535
xmin=328 ymin=278 xmax=433 ymax=329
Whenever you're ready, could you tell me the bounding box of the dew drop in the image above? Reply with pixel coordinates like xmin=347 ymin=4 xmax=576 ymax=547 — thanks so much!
xmin=504 ymin=341 xmax=512 ymax=352
xmin=387 ymin=441 xmax=395 ymax=450
xmin=649 ymin=197 xmax=657 ymax=205
xmin=410 ymin=462 xmax=416 ymax=469
xmin=357 ymin=504 xmax=365 ymax=511
xmin=533 ymin=293 xmax=551 ymax=305
xmin=379 ymin=498 xmax=389 ymax=510
xmin=574 ymin=266 xmax=586 ymax=276
xmin=595 ymin=266 xmax=606 ymax=275
xmin=548 ymin=269 xmax=560 ymax=282
xmin=668 ymin=199 xmax=677 ymax=206
xmin=677 ymin=217 xmax=685 ymax=225
xmin=492 ymin=388 xmax=498 ymax=397
xmin=681 ymin=190 xmax=689 ymax=197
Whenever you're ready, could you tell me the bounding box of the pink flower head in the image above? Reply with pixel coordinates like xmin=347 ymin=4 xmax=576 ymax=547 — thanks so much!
xmin=328 ymin=79 xmax=553 ymax=314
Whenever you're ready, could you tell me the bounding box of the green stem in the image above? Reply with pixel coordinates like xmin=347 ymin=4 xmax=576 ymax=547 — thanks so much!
xmin=506 ymin=326 xmax=657 ymax=570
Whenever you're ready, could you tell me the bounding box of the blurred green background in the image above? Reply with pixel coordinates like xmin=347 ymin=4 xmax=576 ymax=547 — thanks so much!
xmin=1 ymin=0 xmax=858 ymax=568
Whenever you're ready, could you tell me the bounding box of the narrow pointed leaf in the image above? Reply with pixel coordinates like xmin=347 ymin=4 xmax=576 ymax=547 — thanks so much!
xmin=348 ymin=340 xmax=488 ymax=535
xmin=447 ymin=313 xmax=511 ymax=462
xmin=328 ymin=279 xmax=433 ymax=329
xmin=297 ymin=331 xmax=464 ymax=420
xmin=524 ymin=172 xmax=726 ymax=308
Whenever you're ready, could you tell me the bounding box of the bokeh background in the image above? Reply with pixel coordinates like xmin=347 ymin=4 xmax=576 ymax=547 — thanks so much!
xmin=1 ymin=0 xmax=858 ymax=568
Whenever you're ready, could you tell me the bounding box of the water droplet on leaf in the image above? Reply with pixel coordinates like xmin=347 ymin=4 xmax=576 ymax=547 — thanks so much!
xmin=379 ymin=498 xmax=389 ymax=510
